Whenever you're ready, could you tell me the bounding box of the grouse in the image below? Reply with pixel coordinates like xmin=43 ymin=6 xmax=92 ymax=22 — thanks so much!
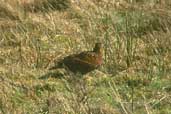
xmin=49 ymin=43 xmax=103 ymax=75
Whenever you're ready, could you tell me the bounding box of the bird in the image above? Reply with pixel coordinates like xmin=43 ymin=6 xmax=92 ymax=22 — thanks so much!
xmin=49 ymin=42 xmax=103 ymax=75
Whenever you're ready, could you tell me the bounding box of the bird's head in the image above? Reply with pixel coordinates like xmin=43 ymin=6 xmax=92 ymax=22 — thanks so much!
xmin=93 ymin=43 xmax=103 ymax=55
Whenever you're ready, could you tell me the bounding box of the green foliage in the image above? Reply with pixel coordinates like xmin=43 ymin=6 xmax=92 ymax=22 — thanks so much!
xmin=24 ymin=0 xmax=71 ymax=12
xmin=0 ymin=0 xmax=171 ymax=113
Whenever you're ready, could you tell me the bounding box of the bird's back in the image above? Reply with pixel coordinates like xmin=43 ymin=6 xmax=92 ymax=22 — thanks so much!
xmin=62 ymin=51 xmax=102 ymax=74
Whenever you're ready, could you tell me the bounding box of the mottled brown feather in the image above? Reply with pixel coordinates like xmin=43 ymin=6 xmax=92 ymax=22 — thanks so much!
xmin=49 ymin=43 xmax=103 ymax=74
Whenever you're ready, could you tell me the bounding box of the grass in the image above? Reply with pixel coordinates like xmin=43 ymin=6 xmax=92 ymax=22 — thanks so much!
xmin=0 ymin=0 xmax=171 ymax=114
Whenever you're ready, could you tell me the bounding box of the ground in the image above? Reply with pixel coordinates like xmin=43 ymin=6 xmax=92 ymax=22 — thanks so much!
xmin=0 ymin=0 xmax=171 ymax=114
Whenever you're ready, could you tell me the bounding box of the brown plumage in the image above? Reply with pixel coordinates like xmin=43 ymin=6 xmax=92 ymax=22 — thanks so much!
xmin=49 ymin=43 xmax=103 ymax=74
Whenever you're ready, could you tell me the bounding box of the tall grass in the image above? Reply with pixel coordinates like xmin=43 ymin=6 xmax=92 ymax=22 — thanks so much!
xmin=0 ymin=0 xmax=171 ymax=114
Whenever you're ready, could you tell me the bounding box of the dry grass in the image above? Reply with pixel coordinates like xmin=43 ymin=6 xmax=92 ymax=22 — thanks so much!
xmin=0 ymin=0 xmax=171 ymax=114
